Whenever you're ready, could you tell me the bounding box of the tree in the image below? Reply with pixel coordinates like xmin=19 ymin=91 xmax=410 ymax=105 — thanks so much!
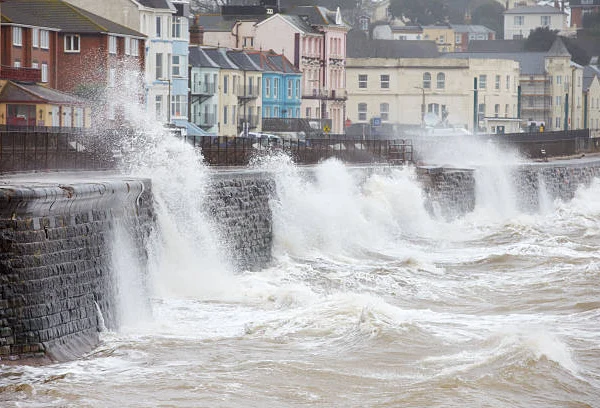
xmin=525 ymin=27 xmax=558 ymax=51
xmin=471 ymin=1 xmax=504 ymax=38
xmin=389 ymin=0 xmax=451 ymax=25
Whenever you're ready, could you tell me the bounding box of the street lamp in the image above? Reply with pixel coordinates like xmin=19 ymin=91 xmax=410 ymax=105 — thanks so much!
xmin=414 ymin=86 xmax=425 ymax=128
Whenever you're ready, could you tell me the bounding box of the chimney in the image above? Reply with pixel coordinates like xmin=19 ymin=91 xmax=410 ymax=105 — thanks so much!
xmin=189 ymin=15 xmax=204 ymax=45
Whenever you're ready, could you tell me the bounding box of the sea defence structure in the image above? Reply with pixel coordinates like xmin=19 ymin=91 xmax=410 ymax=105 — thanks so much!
xmin=2 ymin=158 xmax=600 ymax=363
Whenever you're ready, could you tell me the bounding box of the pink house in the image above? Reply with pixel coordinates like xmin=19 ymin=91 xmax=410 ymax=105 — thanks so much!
xmin=255 ymin=6 xmax=350 ymax=134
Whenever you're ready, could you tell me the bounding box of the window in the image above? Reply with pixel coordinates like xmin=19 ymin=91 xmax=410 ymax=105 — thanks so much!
xmin=274 ymin=107 xmax=280 ymax=117
xmin=556 ymin=95 xmax=561 ymax=106
xmin=455 ymin=33 xmax=462 ymax=44
xmin=172 ymin=55 xmax=184 ymax=77
xmin=359 ymin=74 xmax=367 ymax=88
xmin=41 ymin=63 xmax=48 ymax=83
xmin=171 ymin=95 xmax=187 ymax=118
xmin=12 ymin=27 xmax=22 ymax=46
xmin=423 ymin=72 xmax=431 ymax=89
xmin=242 ymin=36 xmax=254 ymax=48
xmin=556 ymin=117 xmax=560 ymax=128
xmin=358 ymin=103 xmax=367 ymax=121
xmin=437 ymin=73 xmax=445 ymax=89
xmin=130 ymin=38 xmax=139 ymax=56
xmin=40 ymin=30 xmax=49 ymax=49
xmin=288 ymin=79 xmax=293 ymax=98
xmin=478 ymin=103 xmax=485 ymax=118
xmin=359 ymin=16 xmax=369 ymax=31
xmin=125 ymin=37 xmax=132 ymax=55
xmin=156 ymin=17 xmax=162 ymax=38
xmin=506 ymin=75 xmax=510 ymax=90
xmin=265 ymin=78 xmax=271 ymax=97
xmin=494 ymin=104 xmax=500 ymax=117
xmin=505 ymin=104 xmax=509 ymax=117
xmin=479 ymin=74 xmax=487 ymax=89
xmin=13 ymin=61 xmax=20 ymax=68
xmin=380 ymin=74 xmax=390 ymax=89
xmin=273 ymin=78 xmax=279 ymax=97
xmin=32 ymin=62 xmax=39 ymax=69
xmin=109 ymin=35 xmax=117 ymax=54
xmin=557 ymin=75 xmax=562 ymax=84
xmin=306 ymin=107 xmax=311 ymax=118
xmin=296 ymin=80 xmax=300 ymax=98
xmin=32 ymin=28 xmax=39 ymax=48
xmin=172 ymin=17 xmax=182 ymax=38
xmin=223 ymin=106 xmax=228 ymax=124
xmin=541 ymin=16 xmax=551 ymax=26
xmin=514 ymin=16 xmax=524 ymax=26
xmin=380 ymin=103 xmax=389 ymax=121
xmin=265 ymin=107 xmax=271 ymax=118
xmin=223 ymin=75 xmax=228 ymax=94
xmin=155 ymin=53 xmax=163 ymax=80
xmin=64 ymin=35 xmax=80 ymax=52
xmin=495 ymin=75 xmax=500 ymax=90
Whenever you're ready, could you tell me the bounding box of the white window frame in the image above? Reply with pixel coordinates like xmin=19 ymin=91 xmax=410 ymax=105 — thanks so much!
xmin=40 ymin=30 xmax=50 ymax=49
xmin=156 ymin=53 xmax=163 ymax=80
xmin=437 ymin=72 xmax=445 ymax=89
xmin=64 ymin=35 xmax=80 ymax=53
xmin=130 ymin=38 xmax=139 ymax=56
xmin=109 ymin=35 xmax=117 ymax=54
xmin=273 ymin=78 xmax=279 ymax=97
xmin=13 ymin=26 xmax=22 ymax=46
xmin=358 ymin=74 xmax=367 ymax=88
xmin=514 ymin=16 xmax=524 ymax=26
xmin=380 ymin=74 xmax=390 ymax=89
xmin=541 ymin=16 xmax=551 ymax=26
xmin=32 ymin=28 xmax=39 ymax=48
xmin=495 ymin=75 xmax=501 ymax=90
xmin=423 ymin=72 xmax=431 ymax=89
xmin=479 ymin=74 xmax=487 ymax=89
xmin=156 ymin=16 xmax=162 ymax=38
xmin=125 ymin=37 xmax=131 ymax=56
xmin=172 ymin=17 xmax=182 ymax=39
xmin=380 ymin=103 xmax=389 ymax=121
xmin=265 ymin=78 xmax=271 ymax=97
xmin=358 ymin=102 xmax=367 ymax=121
xmin=14 ymin=61 xmax=21 ymax=68
xmin=172 ymin=55 xmax=184 ymax=77
xmin=41 ymin=63 xmax=48 ymax=83
xmin=287 ymin=79 xmax=293 ymax=98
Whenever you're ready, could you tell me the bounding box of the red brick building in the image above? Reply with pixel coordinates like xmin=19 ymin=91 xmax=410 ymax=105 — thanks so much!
xmin=0 ymin=0 xmax=146 ymax=125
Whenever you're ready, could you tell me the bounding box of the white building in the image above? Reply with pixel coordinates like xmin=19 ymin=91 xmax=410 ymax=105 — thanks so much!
xmin=504 ymin=5 xmax=567 ymax=39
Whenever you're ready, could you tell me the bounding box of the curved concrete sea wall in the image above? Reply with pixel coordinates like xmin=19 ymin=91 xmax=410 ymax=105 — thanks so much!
xmin=0 ymin=178 xmax=154 ymax=362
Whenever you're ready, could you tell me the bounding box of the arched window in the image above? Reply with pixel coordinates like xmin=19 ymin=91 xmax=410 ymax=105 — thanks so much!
xmin=423 ymin=72 xmax=431 ymax=89
xmin=436 ymin=72 xmax=445 ymax=89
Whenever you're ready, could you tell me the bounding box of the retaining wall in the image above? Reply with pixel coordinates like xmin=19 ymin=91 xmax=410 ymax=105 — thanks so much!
xmin=0 ymin=178 xmax=154 ymax=362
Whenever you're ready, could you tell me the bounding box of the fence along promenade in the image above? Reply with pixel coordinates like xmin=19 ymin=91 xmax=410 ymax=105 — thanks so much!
xmin=0 ymin=126 xmax=596 ymax=173
xmin=0 ymin=127 xmax=414 ymax=172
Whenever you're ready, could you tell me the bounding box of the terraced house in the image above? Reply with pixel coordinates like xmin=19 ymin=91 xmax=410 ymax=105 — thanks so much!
xmin=0 ymin=0 xmax=145 ymax=127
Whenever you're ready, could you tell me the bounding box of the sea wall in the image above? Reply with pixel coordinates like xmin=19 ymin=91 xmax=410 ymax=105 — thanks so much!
xmin=0 ymin=178 xmax=154 ymax=363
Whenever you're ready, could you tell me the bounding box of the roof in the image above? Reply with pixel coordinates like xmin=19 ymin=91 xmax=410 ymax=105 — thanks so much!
xmin=504 ymin=5 xmax=566 ymax=14
xmin=445 ymin=52 xmax=544 ymax=74
xmin=277 ymin=14 xmax=319 ymax=34
xmin=583 ymin=65 xmax=600 ymax=91
xmin=1 ymin=0 xmax=145 ymax=38
xmin=547 ymin=37 xmax=571 ymax=57
xmin=172 ymin=119 xmax=211 ymax=136
xmin=189 ymin=47 xmax=219 ymax=68
xmin=390 ymin=25 xmax=423 ymax=33
xmin=0 ymin=81 xmax=85 ymax=104
xmin=285 ymin=5 xmax=351 ymax=29
xmin=136 ymin=0 xmax=173 ymax=9
xmin=202 ymin=48 xmax=238 ymax=69
xmin=246 ymin=50 xmax=300 ymax=74
xmin=226 ymin=50 xmax=262 ymax=71
xmin=197 ymin=13 xmax=265 ymax=32
xmin=468 ymin=39 xmax=526 ymax=52
xmin=451 ymin=24 xmax=495 ymax=34
xmin=347 ymin=29 xmax=439 ymax=58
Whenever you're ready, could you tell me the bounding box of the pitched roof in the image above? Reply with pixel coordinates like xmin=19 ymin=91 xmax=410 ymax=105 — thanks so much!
xmin=583 ymin=65 xmax=600 ymax=91
xmin=451 ymin=24 xmax=495 ymax=34
xmin=0 ymin=81 xmax=85 ymax=104
xmin=1 ymin=0 xmax=145 ymax=38
xmin=226 ymin=50 xmax=262 ymax=71
xmin=547 ymin=37 xmax=571 ymax=57
xmin=504 ymin=5 xmax=566 ymax=14
xmin=137 ymin=0 xmax=172 ymax=9
xmin=285 ymin=5 xmax=351 ymax=29
xmin=246 ymin=50 xmax=300 ymax=74
xmin=468 ymin=39 xmax=527 ymax=53
xmin=197 ymin=13 xmax=265 ymax=32
xmin=347 ymin=29 xmax=439 ymax=58
xmin=277 ymin=14 xmax=319 ymax=34
xmin=202 ymin=48 xmax=238 ymax=69
xmin=189 ymin=47 xmax=219 ymax=68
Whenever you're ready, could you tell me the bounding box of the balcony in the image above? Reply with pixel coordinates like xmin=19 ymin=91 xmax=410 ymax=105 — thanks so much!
xmin=237 ymin=85 xmax=259 ymax=101
xmin=239 ymin=114 xmax=259 ymax=130
xmin=0 ymin=66 xmax=42 ymax=82
xmin=191 ymin=82 xmax=216 ymax=96
xmin=302 ymin=88 xmax=347 ymax=101
xmin=195 ymin=112 xmax=216 ymax=128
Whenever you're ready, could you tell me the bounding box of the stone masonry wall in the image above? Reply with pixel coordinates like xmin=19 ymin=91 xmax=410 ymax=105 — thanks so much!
xmin=206 ymin=172 xmax=274 ymax=271
xmin=0 ymin=178 xmax=153 ymax=363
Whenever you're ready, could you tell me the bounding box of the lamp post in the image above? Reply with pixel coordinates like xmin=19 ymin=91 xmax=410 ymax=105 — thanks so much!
xmin=414 ymin=86 xmax=425 ymax=127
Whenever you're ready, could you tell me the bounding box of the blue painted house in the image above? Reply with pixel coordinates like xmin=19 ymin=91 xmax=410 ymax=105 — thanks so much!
xmin=247 ymin=50 xmax=301 ymax=120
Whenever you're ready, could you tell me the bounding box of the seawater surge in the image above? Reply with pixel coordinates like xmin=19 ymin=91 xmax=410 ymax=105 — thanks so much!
xmin=2 ymin=125 xmax=600 ymax=407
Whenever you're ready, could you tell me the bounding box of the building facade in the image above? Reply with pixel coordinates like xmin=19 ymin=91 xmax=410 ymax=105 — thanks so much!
xmin=504 ymin=5 xmax=567 ymax=39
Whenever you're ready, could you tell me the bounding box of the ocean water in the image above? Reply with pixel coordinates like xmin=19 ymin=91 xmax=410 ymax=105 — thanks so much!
xmin=2 ymin=98 xmax=600 ymax=408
